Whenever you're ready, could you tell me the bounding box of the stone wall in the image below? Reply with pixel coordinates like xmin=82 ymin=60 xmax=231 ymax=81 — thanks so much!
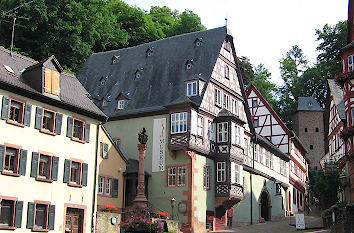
xmin=96 ymin=212 xmax=121 ymax=233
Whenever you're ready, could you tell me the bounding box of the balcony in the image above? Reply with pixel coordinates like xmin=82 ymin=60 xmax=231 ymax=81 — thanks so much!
xmin=169 ymin=132 xmax=216 ymax=155
xmin=216 ymin=183 xmax=244 ymax=200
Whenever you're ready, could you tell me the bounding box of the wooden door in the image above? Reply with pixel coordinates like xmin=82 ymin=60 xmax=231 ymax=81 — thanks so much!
xmin=65 ymin=208 xmax=82 ymax=233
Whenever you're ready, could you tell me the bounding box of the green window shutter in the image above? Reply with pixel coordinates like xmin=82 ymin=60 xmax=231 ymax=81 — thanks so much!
xmin=66 ymin=117 xmax=73 ymax=138
xmin=0 ymin=144 xmax=4 ymax=172
xmin=63 ymin=159 xmax=71 ymax=183
xmin=19 ymin=149 xmax=27 ymax=176
xmin=1 ymin=96 xmax=9 ymax=120
xmin=24 ymin=103 xmax=32 ymax=127
xmin=26 ymin=202 xmax=35 ymax=229
xmin=48 ymin=205 xmax=55 ymax=230
xmin=103 ymin=143 xmax=109 ymax=159
xmin=30 ymin=152 xmax=39 ymax=177
xmin=112 ymin=178 xmax=119 ymax=197
xmin=34 ymin=107 xmax=43 ymax=129
xmin=54 ymin=113 xmax=63 ymax=135
xmin=81 ymin=163 xmax=88 ymax=186
xmin=51 ymin=156 xmax=59 ymax=181
xmin=14 ymin=201 xmax=23 ymax=228
xmin=84 ymin=123 xmax=90 ymax=143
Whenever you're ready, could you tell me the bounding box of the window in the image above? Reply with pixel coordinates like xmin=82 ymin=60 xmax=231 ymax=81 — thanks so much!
xmin=304 ymin=128 xmax=307 ymax=132
xmin=244 ymin=138 xmax=248 ymax=155
xmin=217 ymin=162 xmax=226 ymax=182
xmin=232 ymin=99 xmax=238 ymax=116
xmin=34 ymin=107 xmax=62 ymax=135
xmin=2 ymin=96 xmax=31 ymax=127
xmin=101 ymin=142 xmax=109 ymax=159
xmin=44 ymin=68 xmax=60 ymax=96
xmin=8 ymin=99 xmax=24 ymax=124
xmin=3 ymin=147 xmax=19 ymax=174
xmin=171 ymin=112 xmax=187 ymax=134
xmin=223 ymin=94 xmax=230 ymax=110
xmin=38 ymin=154 xmax=51 ymax=179
xmin=269 ymin=153 xmax=273 ymax=169
xmin=315 ymin=127 xmax=319 ymax=132
xmin=105 ymin=178 xmax=112 ymax=196
xmin=253 ymin=117 xmax=259 ymax=127
xmin=207 ymin=121 xmax=215 ymax=141
xmin=197 ymin=116 xmax=204 ymax=136
xmin=234 ymin=164 xmax=240 ymax=183
xmin=310 ymin=145 xmax=313 ymax=150
xmin=135 ymin=70 xmax=142 ymax=80
xmin=217 ymin=122 xmax=228 ymax=142
xmin=225 ymin=66 xmax=229 ymax=79
xmin=0 ymin=198 xmax=22 ymax=229
xmin=113 ymin=138 xmax=121 ymax=149
xmin=167 ymin=166 xmax=186 ymax=187
xmin=30 ymin=152 xmax=58 ymax=182
xmin=63 ymin=159 xmax=88 ymax=187
xmin=203 ymin=165 xmax=211 ymax=190
xmin=265 ymin=151 xmax=270 ymax=167
xmin=98 ymin=176 xmax=119 ymax=197
xmin=27 ymin=202 xmax=55 ymax=230
xmin=187 ymin=81 xmax=198 ymax=97
xmin=280 ymin=160 xmax=287 ymax=176
xmin=348 ymin=55 xmax=354 ymax=71
xmin=215 ymin=88 xmax=222 ymax=107
xmin=351 ymin=108 xmax=354 ymax=126
xmin=67 ymin=117 xmax=90 ymax=143
xmin=98 ymin=176 xmax=104 ymax=194
xmin=252 ymin=99 xmax=257 ymax=108
xmin=42 ymin=110 xmax=54 ymax=132
xmin=235 ymin=125 xmax=241 ymax=145
xmin=178 ymin=167 xmax=186 ymax=186
xmin=117 ymin=100 xmax=125 ymax=110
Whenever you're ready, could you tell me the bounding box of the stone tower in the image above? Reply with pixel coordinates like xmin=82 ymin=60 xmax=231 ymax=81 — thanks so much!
xmin=292 ymin=97 xmax=325 ymax=170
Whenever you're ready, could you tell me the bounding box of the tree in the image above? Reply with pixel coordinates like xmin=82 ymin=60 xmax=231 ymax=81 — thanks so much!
xmin=238 ymin=56 xmax=255 ymax=85
xmin=170 ymin=10 xmax=205 ymax=36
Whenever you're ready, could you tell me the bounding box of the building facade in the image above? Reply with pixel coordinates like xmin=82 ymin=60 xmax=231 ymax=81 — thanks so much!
xmin=0 ymin=46 xmax=106 ymax=232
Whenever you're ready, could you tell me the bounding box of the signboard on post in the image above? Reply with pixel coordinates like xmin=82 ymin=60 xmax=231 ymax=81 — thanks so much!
xmin=152 ymin=118 xmax=166 ymax=172
xmin=296 ymin=213 xmax=305 ymax=230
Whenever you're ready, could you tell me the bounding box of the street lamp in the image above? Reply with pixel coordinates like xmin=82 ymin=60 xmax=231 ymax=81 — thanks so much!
xmin=170 ymin=198 xmax=176 ymax=220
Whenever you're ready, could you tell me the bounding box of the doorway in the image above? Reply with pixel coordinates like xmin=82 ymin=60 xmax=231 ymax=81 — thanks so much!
xmin=65 ymin=208 xmax=83 ymax=233
xmin=260 ymin=191 xmax=271 ymax=221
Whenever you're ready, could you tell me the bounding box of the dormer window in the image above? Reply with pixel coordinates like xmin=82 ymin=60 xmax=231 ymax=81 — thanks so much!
xmin=185 ymin=60 xmax=193 ymax=70
xmin=217 ymin=122 xmax=228 ymax=142
xmin=135 ymin=70 xmax=142 ymax=80
xmin=44 ymin=68 xmax=60 ymax=96
xmin=112 ymin=55 xmax=120 ymax=64
xmin=225 ymin=66 xmax=229 ymax=79
xmin=99 ymin=76 xmax=107 ymax=86
xmin=194 ymin=38 xmax=202 ymax=47
xmin=308 ymin=101 xmax=312 ymax=107
xmin=146 ymin=48 xmax=153 ymax=57
xmin=186 ymin=81 xmax=198 ymax=97
xmin=117 ymin=100 xmax=125 ymax=110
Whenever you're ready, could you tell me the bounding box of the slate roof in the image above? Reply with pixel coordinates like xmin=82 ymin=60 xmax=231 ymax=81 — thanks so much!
xmin=0 ymin=46 xmax=106 ymax=121
xmin=328 ymin=79 xmax=346 ymax=120
xmin=77 ymin=26 xmax=230 ymax=118
xmin=296 ymin=96 xmax=323 ymax=112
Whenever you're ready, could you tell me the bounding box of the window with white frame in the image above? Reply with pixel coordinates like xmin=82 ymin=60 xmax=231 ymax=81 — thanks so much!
xmin=259 ymin=147 xmax=264 ymax=164
xmin=186 ymin=81 xmax=198 ymax=97
xmin=171 ymin=112 xmax=187 ymax=134
xmin=265 ymin=151 xmax=270 ymax=167
xmin=105 ymin=178 xmax=112 ymax=196
xmin=217 ymin=122 xmax=228 ymax=142
xmin=203 ymin=165 xmax=211 ymax=190
xmin=232 ymin=99 xmax=238 ymax=116
xmin=348 ymin=55 xmax=354 ymax=71
xmin=207 ymin=121 xmax=214 ymax=141
xmin=167 ymin=166 xmax=186 ymax=187
xmin=244 ymin=138 xmax=248 ymax=155
xmin=98 ymin=176 xmax=104 ymax=194
xmin=223 ymin=94 xmax=230 ymax=110
xmin=225 ymin=66 xmax=229 ymax=79
xmin=168 ymin=167 xmax=176 ymax=186
xmin=178 ymin=167 xmax=186 ymax=186
xmin=234 ymin=164 xmax=240 ymax=183
xmin=269 ymin=152 xmax=273 ymax=169
xmin=235 ymin=125 xmax=241 ymax=145
xmin=117 ymin=100 xmax=125 ymax=110
xmin=217 ymin=162 xmax=226 ymax=182
xmin=280 ymin=160 xmax=287 ymax=176
xmin=215 ymin=88 xmax=222 ymax=107
xmin=197 ymin=116 xmax=204 ymax=136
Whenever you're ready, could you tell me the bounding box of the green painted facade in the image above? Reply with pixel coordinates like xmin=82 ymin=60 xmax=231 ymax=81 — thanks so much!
xmin=234 ymin=170 xmax=287 ymax=223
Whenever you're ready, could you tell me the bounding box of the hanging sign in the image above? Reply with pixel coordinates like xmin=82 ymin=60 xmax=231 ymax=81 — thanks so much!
xmin=152 ymin=118 xmax=166 ymax=172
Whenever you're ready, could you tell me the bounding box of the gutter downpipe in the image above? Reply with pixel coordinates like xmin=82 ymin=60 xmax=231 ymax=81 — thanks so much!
xmin=91 ymin=123 xmax=102 ymax=232
xmin=250 ymin=135 xmax=256 ymax=225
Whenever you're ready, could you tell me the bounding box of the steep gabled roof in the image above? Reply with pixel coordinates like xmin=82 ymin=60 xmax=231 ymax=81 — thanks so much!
xmin=0 ymin=46 xmax=106 ymax=120
xmin=77 ymin=27 xmax=230 ymax=118
xmin=328 ymin=79 xmax=346 ymax=120
xmin=295 ymin=96 xmax=323 ymax=112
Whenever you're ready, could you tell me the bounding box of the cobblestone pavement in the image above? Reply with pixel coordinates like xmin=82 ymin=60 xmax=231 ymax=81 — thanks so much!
xmin=214 ymin=215 xmax=330 ymax=233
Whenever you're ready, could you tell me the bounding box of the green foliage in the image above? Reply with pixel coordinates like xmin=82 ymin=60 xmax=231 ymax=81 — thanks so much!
xmin=309 ymin=169 xmax=340 ymax=210
xmin=239 ymin=56 xmax=255 ymax=85
xmin=0 ymin=0 xmax=205 ymax=72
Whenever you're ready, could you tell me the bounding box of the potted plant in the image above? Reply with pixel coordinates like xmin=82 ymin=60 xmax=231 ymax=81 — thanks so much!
xmin=156 ymin=211 xmax=171 ymax=219
xmin=340 ymin=126 xmax=354 ymax=141
xmin=120 ymin=216 xmax=163 ymax=233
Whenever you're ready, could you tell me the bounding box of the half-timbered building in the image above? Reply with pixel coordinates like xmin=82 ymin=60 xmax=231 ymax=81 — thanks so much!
xmin=246 ymin=85 xmax=308 ymax=214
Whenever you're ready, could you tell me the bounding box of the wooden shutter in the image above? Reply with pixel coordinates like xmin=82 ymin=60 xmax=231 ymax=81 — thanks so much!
xmin=26 ymin=202 xmax=35 ymax=229
xmin=84 ymin=123 xmax=90 ymax=143
xmin=51 ymin=71 xmax=60 ymax=96
xmin=1 ymin=96 xmax=9 ymax=120
xmin=81 ymin=163 xmax=88 ymax=186
xmin=23 ymin=103 xmax=32 ymax=126
xmin=44 ymin=68 xmax=52 ymax=93
xmin=51 ymin=156 xmax=59 ymax=181
xmin=30 ymin=152 xmax=39 ymax=177
xmin=54 ymin=113 xmax=63 ymax=135
xmin=63 ymin=159 xmax=71 ymax=183
xmin=102 ymin=143 xmax=109 ymax=159
xmin=112 ymin=178 xmax=119 ymax=197
xmin=14 ymin=201 xmax=23 ymax=228
xmin=34 ymin=107 xmax=43 ymax=129
xmin=19 ymin=149 xmax=27 ymax=176
xmin=48 ymin=205 xmax=55 ymax=230
xmin=0 ymin=144 xmax=4 ymax=172
xmin=66 ymin=117 xmax=73 ymax=138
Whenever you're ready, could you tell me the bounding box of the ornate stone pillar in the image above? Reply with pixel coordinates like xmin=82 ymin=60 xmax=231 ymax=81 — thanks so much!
xmin=133 ymin=128 xmax=148 ymax=209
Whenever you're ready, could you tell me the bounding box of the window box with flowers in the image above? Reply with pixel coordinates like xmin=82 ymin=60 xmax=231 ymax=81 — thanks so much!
xmin=334 ymin=71 xmax=354 ymax=88
xmin=340 ymin=126 xmax=354 ymax=141
xmin=100 ymin=203 xmax=118 ymax=213
xmin=156 ymin=211 xmax=170 ymax=219
xmin=120 ymin=216 xmax=163 ymax=233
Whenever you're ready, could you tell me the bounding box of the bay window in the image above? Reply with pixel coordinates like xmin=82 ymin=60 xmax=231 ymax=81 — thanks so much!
xmin=217 ymin=122 xmax=228 ymax=142
xmin=171 ymin=112 xmax=187 ymax=134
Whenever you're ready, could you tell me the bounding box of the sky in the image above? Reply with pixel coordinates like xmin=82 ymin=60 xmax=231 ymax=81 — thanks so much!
xmin=125 ymin=0 xmax=348 ymax=83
